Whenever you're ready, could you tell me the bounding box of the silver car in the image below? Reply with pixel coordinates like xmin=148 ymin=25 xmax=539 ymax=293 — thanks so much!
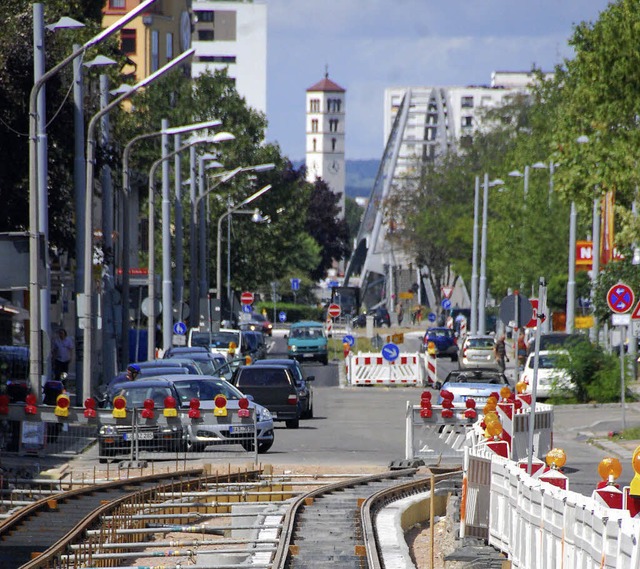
xmin=459 ymin=335 xmax=498 ymax=370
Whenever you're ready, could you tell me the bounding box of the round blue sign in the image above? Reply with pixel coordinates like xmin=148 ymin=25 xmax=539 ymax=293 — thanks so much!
xmin=173 ymin=321 xmax=187 ymax=335
xmin=381 ymin=342 xmax=400 ymax=362
xmin=279 ymin=311 xmax=287 ymax=322
xmin=342 ymin=334 xmax=355 ymax=347
xmin=242 ymin=304 xmax=253 ymax=313
xmin=427 ymin=312 xmax=437 ymax=323
xmin=441 ymin=298 xmax=452 ymax=310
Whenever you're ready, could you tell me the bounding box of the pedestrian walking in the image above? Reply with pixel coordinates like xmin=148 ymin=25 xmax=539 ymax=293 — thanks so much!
xmin=51 ymin=328 xmax=73 ymax=381
xmin=494 ymin=334 xmax=507 ymax=372
xmin=517 ymin=329 xmax=528 ymax=368
xmin=396 ymin=303 xmax=404 ymax=326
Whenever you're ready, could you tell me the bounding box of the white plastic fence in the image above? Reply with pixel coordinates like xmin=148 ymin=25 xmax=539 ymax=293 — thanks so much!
xmin=346 ymin=352 xmax=426 ymax=386
xmin=467 ymin=445 xmax=640 ymax=568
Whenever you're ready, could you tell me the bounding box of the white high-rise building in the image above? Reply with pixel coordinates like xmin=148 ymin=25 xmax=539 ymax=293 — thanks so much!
xmin=191 ymin=1 xmax=267 ymax=114
xmin=305 ymin=73 xmax=346 ymax=217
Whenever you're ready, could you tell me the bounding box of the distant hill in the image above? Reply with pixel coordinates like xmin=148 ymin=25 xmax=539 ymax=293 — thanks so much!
xmin=291 ymin=159 xmax=379 ymax=199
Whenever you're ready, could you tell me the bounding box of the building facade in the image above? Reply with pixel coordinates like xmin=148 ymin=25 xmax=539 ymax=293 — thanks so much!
xmin=305 ymin=74 xmax=346 ymax=217
xmin=190 ymin=0 xmax=267 ymax=114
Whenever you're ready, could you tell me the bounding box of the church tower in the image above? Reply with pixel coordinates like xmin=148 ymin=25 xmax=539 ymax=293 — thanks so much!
xmin=305 ymin=72 xmax=346 ymax=217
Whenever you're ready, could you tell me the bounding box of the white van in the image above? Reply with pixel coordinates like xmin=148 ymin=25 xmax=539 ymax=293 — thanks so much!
xmin=187 ymin=328 xmax=242 ymax=359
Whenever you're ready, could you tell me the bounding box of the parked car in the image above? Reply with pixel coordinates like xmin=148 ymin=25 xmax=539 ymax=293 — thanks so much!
xmin=188 ymin=328 xmax=243 ymax=358
xmin=421 ymin=327 xmax=459 ymax=361
xmin=231 ymin=364 xmax=301 ymax=428
xmin=527 ymin=332 xmax=588 ymax=355
xmin=436 ymin=368 xmax=510 ymax=404
xmin=287 ymin=321 xmax=329 ymax=365
xmin=164 ymin=347 xmax=227 ymax=375
xmin=252 ymin=358 xmax=314 ymax=419
xmin=520 ymin=350 xmax=574 ymax=399
xmin=169 ymin=375 xmax=274 ymax=453
xmin=459 ymin=335 xmax=497 ymax=370
xmin=104 ymin=364 xmax=190 ymax=396
xmin=99 ymin=378 xmax=185 ymax=461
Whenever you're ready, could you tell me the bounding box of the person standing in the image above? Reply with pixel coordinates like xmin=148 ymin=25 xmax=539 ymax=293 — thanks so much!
xmin=494 ymin=335 xmax=507 ymax=372
xmin=517 ymin=329 xmax=528 ymax=368
xmin=51 ymin=328 xmax=73 ymax=381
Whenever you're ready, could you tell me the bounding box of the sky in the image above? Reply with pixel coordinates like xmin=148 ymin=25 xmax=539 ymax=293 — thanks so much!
xmin=265 ymin=0 xmax=613 ymax=161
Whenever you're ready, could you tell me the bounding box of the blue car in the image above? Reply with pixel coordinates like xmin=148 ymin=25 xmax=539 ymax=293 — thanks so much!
xmin=421 ymin=327 xmax=459 ymax=361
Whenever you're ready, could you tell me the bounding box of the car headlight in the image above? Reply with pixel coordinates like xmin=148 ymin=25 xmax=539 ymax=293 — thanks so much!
xmin=259 ymin=407 xmax=272 ymax=421
xmin=290 ymin=345 xmax=297 ymax=352
xmin=99 ymin=425 xmax=117 ymax=436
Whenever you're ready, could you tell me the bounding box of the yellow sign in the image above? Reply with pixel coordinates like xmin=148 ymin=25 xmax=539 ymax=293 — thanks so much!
xmin=391 ymin=333 xmax=404 ymax=344
xmin=575 ymin=315 xmax=594 ymax=329
xmin=399 ymin=292 xmax=414 ymax=300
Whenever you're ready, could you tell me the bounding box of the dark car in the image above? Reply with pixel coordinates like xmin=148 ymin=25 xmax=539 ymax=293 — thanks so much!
xmin=164 ymin=347 xmax=227 ymax=375
xmin=240 ymin=313 xmax=273 ymax=336
xmin=231 ymin=364 xmax=301 ymax=428
xmin=421 ymin=327 xmax=458 ymax=361
xmin=352 ymin=307 xmax=391 ymax=328
xmin=252 ymin=358 xmax=314 ymax=419
xmin=243 ymin=330 xmax=268 ymax=360
xmin=99 ymin=378 xmax=185 ymax=461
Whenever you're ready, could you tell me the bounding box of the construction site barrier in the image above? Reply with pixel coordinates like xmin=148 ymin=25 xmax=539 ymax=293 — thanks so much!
xmin=346 ymin=352 xmax=426 ymax=386
xmin=0 ymin=403 xmax=258 ymax=463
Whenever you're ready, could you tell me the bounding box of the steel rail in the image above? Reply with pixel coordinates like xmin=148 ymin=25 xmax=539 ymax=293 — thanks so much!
xmin=9 ymin=467 xmax=263 ymax=569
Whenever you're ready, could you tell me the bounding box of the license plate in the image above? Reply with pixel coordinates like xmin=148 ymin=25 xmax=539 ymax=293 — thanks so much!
xmin=123 ymin=432 xmax=154 ymax=441
xmin=303 ymin=353 xmax=314 ymax=358
xmin=230 ymin=425 xmax=252 ymax=434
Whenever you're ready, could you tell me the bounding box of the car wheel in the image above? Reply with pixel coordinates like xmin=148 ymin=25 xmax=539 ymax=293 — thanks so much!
xmin=241 ymin=440 xmax=256 ymax=452
xmin=320 ymin=355 xmax=329 ymax=366
xmin=285 ymin=419 xmax=299 ymax=429
xmin=98 ymin=444 xmax=114 ymax=463
xmin=257 ymin=440 xmax=273 ymax=454
xmin=186 ymin=440 xmax=205 ymax=453
xmin=451 ymin=354 xmax=458 ymax=362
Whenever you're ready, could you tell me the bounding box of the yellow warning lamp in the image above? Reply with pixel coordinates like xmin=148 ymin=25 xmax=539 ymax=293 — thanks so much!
xmin=163 ymin=396 xmax=178 ymax=417
xmin=228 ymin=341 xmax=237 ymax=356
xmin=630 ymin=446 xmax=640 ymax=496
xmin=213 ymin=394 xmax=228 ymax=417
xmin=112 ymin=395 xmax=127 ymax=418
xmin=244 ymin=355 xmax=252 ymax=365
xmin=516 ymin=381 xmax=528 ymax=394
xmin=545 ymin=448 xmax=567 ymax=470
xmin=598 ymin=457 xmax=622 ymax=484
xmin=487 ymin=395 xmax=498 ymax=406
xmin=427 ymin=341 xmax=436 ymax=356
xmin=484 ymin=411 xmax=499 ymax=424
xmin=499 ymin=386 xmax=512 ymax=401
xmin=54 ymin=393 xmax=70 ymax=417
xmin=483 ymin=402 xmax=497 ymax=415
xmin=486 ymin=421 xmax=503 ymax=438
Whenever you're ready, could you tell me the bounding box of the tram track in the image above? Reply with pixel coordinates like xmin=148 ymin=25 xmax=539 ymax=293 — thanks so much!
xmin=0 ymin=465 xmax=462 ymax=569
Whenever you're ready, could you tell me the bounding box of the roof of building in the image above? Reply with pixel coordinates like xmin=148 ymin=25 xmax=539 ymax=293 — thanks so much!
xmin=307 ymin=74 xmax=345 ymax=93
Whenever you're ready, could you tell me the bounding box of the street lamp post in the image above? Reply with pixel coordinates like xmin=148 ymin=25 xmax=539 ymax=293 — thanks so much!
xmin=119 ymin=120 xmax=222 ymax=366
xmin=29 ymin=0 xmax=158 ymax=400
xmin=82 ymin=48 xmax=194 ymax=401
xmin=478 ymin=175 xmax=504 ymax=335
xmin=470 ymin=176 xmax=480 ymax=334
xmin=216 ymin=184 xmax=273 ymax=320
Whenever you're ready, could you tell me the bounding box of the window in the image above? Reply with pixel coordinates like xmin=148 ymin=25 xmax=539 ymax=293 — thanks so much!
xmin=331 ymin=138 xmax=337 ymax=151
xmin=195 ymin=10 xmax=214 ymax=23
xmin=120 ymin=29 xmax=136 ymax=55
xmin=311 ymin=119 xmax=318 ymax=133
xmin=199 ymin=55 xmax=236 ymax=63
xmin=329 ymin=119 xmax=339 ymax=132
xmin=109 ymin=0 xmax=125 ymax=7
xmin=198 ymin=29 xmax=214 ymax=41
xmin=151 ymin=30 xmax=159 ymax=72
xmin=166 ymin=32 xmax=173 ymax=61
xmin=309 ymin=99 xmax=320 ymax=112
xmin=312 ymin=138 xmax=317 ymax=151
xmin=461 ymin=96 xmax=474 ymax=108
xmin=462 ymin=116 xmax=473 ymax=128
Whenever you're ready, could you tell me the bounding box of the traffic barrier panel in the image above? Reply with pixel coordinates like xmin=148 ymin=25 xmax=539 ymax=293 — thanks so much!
xmin=348 ymin=352 xmax=425 ymax=386
xmin=423 ymin=352 xmax=437 ymax=386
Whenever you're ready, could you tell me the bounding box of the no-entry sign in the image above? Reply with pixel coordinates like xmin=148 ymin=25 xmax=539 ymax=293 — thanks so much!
xmin=327 ymin=303 xmax=341 ymax=318
xmin=240 ymin=291 xmax=254 ymax=305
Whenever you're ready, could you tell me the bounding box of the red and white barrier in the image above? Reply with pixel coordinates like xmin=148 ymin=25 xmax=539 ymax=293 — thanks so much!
xmin=347 ymin=352 xmax=425 ymax=386
xmin=424 ymin=352 xmax=437 ymax=386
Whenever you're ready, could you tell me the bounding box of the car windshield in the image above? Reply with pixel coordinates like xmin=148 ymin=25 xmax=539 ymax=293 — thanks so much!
xmin=429 ymin=330 xmax=451 ymax=338
xmin=173 ymin=379 xmax=243 ymax=405
xmin=528 ymin=354 xmax=564 ymax=369
xmin=467 ymin=338 xmax=494 ymax=349
xmin=113 ymin=385 xmax=173 ymax=408
xmin=446 ymin=372 xmax=507 ymax=385
xmin=191 ymin=331 xmax=240 ymax=349
xmin=236 ymin=368 xmax=290 ymax=387
xmin=291 ymin=327 xmax=324 ymax=339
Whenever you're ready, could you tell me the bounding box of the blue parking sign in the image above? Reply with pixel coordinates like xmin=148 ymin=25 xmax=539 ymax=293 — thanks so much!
xmin=291 ymin=278 xmax=300 ymax=291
